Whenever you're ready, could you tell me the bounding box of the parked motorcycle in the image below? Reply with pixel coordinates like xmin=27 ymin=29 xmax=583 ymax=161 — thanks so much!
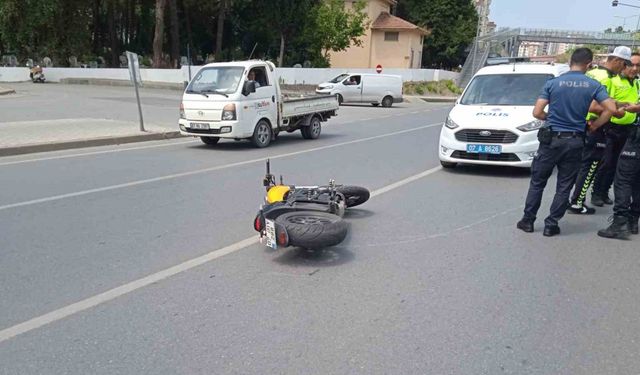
xmin=29 ymin=65 xmax=46 ymax=83
xmin=253 ymin=160 xmax=370 ymax=250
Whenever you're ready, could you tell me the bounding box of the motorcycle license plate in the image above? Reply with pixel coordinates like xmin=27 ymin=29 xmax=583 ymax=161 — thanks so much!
xmin=265 ymin=219 xmax=277 ymax=249
xmin=466 ymin=144 xmax=502 ymax=154
xmin=190 ymin=122 xmax=210 ymax=130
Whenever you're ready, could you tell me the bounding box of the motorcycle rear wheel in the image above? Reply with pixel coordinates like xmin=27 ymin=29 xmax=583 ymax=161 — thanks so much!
xmin=275 ymin=211 xmax=347 ymax=249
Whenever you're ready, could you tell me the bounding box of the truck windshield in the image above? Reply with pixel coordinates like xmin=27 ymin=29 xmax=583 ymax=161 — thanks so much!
xmin=329 ymin=74 xmax=349 ymax=83
xmin=187 ymin=67 xmax=244 ymax=95
xmin=460 ymin=74 xmax=553 ymax=106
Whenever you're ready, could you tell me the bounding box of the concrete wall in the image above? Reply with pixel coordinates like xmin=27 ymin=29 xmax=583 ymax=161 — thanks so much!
xmin=0 ymin=66 xmax=459 ymax=85
xmin=0 ymin=67 xmax=28 ymax=82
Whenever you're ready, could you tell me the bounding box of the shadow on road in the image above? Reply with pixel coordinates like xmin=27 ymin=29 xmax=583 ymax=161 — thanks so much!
xmin=184 ymin=133 xmax=346 ymax=152
xmin=343 ymin=208 xmax=375 ymax=220
xmin=442 ymin=164 xmax=531 ymax=179
xmin=271 ymin=245 xmax=355 ymax=268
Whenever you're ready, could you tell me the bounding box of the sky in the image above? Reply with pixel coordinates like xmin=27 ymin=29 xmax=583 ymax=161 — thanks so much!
xmin=490 ymin=0 xmax=640 ymax=32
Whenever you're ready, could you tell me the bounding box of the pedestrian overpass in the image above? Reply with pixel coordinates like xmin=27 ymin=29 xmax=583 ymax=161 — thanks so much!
xmin=458 ymin=28 xmax=639 ymax=87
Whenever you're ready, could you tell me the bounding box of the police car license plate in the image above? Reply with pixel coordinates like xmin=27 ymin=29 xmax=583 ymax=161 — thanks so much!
xmin=190 ymin=122 xmax=210 ymax=130
xmin=466 ymin=144 xmax=502 ymax=154
xmin=264 ymin=219 xmax=277 ymax=249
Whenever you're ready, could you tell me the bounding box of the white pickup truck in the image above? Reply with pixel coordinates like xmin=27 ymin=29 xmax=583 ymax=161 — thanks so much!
xmin=179 ymin=60 xmax=339 ymax=148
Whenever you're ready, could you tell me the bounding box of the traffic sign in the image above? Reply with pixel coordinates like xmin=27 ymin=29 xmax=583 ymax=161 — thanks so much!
xmin=376 ymin=64 xmax=382 ymax=74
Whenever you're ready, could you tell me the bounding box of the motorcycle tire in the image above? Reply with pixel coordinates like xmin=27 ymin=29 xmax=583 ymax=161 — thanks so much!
xmin=336 ymin=185 xmax=370 ymax=207
xmin=274 ymin=211 xmax=347 ymax=249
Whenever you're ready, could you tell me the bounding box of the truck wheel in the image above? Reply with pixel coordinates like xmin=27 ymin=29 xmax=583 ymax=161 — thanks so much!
xmin=336 ymin=94 xmax=344 ymax=105
xmin=274 ymin=211 xmax=348 ymax=249
xmin=382 ymin=96 xmax=393 ymax=108
xmin=440 ymin=161 xmax=457 ymax=169
xmin=301 ymin=116 xmax=322 ymax=139
xmin=251 ymin=120 xmax=272 ymax=148
xmin=200 ymin=136 xmax=220 ymax=145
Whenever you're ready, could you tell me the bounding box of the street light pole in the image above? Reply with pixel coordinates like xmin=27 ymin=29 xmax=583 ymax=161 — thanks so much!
xmin=612 ymin=1 xmax=640 ymax=48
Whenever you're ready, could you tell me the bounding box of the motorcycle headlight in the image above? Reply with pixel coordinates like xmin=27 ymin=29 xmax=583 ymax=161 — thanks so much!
xmin=517 ymin=120 xmax=545 ymax=132
xmin=444 ymin=116 xmax=459 ymax=129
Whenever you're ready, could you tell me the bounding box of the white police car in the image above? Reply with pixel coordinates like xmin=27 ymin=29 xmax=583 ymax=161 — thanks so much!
xmin=439 ymin=63 xmax=570 ymax=168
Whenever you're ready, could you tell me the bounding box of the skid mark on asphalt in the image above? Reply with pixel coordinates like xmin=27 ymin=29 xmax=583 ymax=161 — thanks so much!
xmin=0 ymin=166 xmax=443 ymax=343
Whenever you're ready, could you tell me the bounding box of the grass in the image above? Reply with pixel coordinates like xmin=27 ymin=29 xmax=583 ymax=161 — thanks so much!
xmin=403 ymin=79 xmax=462 ymax=97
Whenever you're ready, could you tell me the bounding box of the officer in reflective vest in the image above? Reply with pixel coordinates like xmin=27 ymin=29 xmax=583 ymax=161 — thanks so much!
xmin=598 ymin=54 xmax=640 ymax=238
xmin=591 ymin=52 xmax=640 ymax=207
xmin=567 ymin=46 xmax=631 ymax=214
xmin=517 ymin=48 xmax=616 ymax=237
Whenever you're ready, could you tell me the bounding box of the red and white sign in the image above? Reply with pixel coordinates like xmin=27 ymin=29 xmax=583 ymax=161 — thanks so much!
xmin=376 ymin=64 xmax=382 ymax=74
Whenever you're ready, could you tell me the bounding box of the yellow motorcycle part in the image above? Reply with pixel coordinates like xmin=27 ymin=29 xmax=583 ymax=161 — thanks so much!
xmin=266 ymin=185 xmax=290 ymax=203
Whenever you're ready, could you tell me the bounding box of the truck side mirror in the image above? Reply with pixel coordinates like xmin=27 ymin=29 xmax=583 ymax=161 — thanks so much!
xmin=242 ymin=80 xmax=256 ymax=96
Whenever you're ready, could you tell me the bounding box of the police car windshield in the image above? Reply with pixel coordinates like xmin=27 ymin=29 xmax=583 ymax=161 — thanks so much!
xmin=460 ymin=74 xmax=554 ymax=106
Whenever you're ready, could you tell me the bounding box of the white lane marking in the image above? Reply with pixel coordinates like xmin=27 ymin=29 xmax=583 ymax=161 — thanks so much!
xmin=0 ymin=108 xmax=437 ymax=165
xmin=0 ymin=140 xmax=198 ymax=167
xmin=0 ymin=166 xmax=443 ymax=343
xmin=370 ymin=166 xmax=442 ymax=198
xmin=0 ymin=123 xmax=443 ymax=212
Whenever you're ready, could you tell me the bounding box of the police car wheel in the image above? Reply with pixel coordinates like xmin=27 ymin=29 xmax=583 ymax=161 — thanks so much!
xmin=200 ymin=136 xmax=220 ymax=145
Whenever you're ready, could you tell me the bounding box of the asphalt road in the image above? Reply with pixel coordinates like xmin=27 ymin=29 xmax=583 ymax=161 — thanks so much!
xmin=1 ymin=97 xmax=640 ymax=374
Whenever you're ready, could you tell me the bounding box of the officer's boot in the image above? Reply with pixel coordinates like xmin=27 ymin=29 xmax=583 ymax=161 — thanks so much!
xmin=591 ymin=193 xmax=605 ymax=207
xmin=629 ymin=214 xmax=639 ymax=235
xmin=597 ymin=215 xmax=630 ymax=239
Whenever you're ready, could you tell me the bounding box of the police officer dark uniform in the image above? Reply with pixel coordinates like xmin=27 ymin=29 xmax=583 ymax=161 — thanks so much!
xmin=591 ymin=51 xmax=640 ymax=207
xmin=598 ymin=125 xmax=640 ymax=238
xmin=567 ymin=46 xmax=631 ymax=214
xmin=517 ymin=48 xmax=617 ymax=236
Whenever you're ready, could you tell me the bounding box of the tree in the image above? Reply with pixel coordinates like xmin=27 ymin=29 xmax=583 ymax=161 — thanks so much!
xmin=254 ymin=0 xmax=318 ymax=67
xmin=397 ymin=0 xmax=478 ymax=69
xmin=168 ymin=0 xmax=180 ymax=68
xmin=152 ymin=0 xmax=167 ymax=67
xmin=308 ymin=0 xmax=369 ymax=63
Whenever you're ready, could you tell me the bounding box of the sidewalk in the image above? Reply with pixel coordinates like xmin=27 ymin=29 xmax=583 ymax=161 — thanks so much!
xmin=0 ymin=86 xmax=15 ymax=95
xmin=0 ymin=118 xmax=181 ymax=157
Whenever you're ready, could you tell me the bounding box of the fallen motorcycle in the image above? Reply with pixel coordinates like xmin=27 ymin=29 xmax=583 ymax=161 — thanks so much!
xmin=253 ymin=160 xmax=369 ymax=250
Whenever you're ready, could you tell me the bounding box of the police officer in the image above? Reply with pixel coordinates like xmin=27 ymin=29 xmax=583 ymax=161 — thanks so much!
xmin=598 ymin=56 xmax=640 ymax=238
xmin=598 ymin=124 xmax=640 ymax=238
xmin=517 ymin=48 xmax=617 ymax=236
xmin=591 ymin=52 xmax=640 ymax=207
xmin=567 ymin=46 xmax=631 ymax=215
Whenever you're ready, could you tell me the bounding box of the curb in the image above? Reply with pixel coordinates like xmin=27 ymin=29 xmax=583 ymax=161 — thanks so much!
xmin=0 ymin=131 xmax=184 ymax=157
xmin=419 ymin=96 xmax=458 ymax=103
xmin=0 ymin=87 xmax=15 ymax=96
xmin=60 ymin=78 xmax=185 ymax=91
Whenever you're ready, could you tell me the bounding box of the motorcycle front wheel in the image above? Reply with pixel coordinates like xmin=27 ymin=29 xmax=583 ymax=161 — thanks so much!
xmin=275 ymin=211 xmax=347 ymax=249
xmin=336 ymin=185 xmax=370 ymax=207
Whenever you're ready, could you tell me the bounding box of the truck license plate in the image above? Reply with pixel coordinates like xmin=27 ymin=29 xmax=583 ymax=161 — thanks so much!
xmin=190 ymin=122 xmax=210 ymax=130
